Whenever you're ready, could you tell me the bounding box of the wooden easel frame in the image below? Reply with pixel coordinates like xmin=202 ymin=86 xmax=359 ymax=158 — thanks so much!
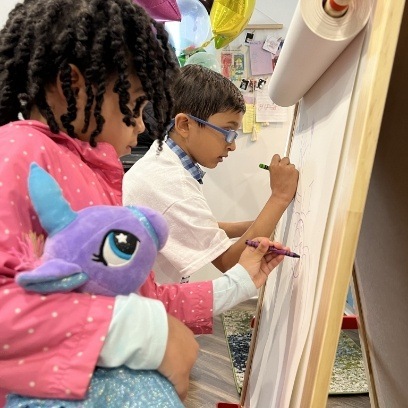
xmin=239 ymin=0 xmax=405 ymax=406
xmin=351 ymin=264 xmax=379 ymax=406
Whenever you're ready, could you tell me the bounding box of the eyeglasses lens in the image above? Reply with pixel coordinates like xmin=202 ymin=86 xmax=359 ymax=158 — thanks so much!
xmin=226 ymin=131 xmax=238 ymax=143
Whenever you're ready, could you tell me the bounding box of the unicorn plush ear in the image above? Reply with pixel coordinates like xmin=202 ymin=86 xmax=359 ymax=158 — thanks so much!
xmin=16 ymin=259 xmax=89 ymax=294
xmin=127 ymin=206 xmax=169 ymax=250
xmin=28 ymin=163 xmax=77 ymax=236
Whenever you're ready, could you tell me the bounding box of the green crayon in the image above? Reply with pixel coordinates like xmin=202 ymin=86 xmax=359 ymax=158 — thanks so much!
xmin=259 ymin=163 xmax=269 ymax=170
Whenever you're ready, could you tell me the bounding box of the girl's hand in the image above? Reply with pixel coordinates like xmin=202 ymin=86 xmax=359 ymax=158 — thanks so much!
xmin=239 ymin=237 xmax=289 ymax=289
xmin=158 ymin=314 xmax=198 ymax=400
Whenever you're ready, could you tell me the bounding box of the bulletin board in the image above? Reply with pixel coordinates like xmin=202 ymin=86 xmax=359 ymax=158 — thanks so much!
xmin=216 ymin=23 xmax=290 ymax=141
xmin=239 ymin=0 xmax=405 ymax=406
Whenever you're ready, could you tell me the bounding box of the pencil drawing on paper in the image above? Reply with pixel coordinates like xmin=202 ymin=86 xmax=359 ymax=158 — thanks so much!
xmin=290 ymin=120 xmax=314 ymax=278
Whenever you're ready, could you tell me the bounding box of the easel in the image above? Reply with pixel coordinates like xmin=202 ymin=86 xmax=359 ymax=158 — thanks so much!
xmin=217 ymin=0 xmax=406 ymax=406
xmin=296 ymin=1 xmax=405 ymax=405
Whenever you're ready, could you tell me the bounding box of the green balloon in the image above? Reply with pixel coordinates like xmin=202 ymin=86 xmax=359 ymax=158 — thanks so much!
xmin=184 ymin=52 xmax=221 ymax=73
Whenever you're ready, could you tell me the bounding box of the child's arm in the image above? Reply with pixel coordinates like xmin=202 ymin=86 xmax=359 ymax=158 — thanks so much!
xmin=140 ymin=272 xmax=214 ymax=334
xmin=158 ymin=314 xmax=199 ymax=401
xmin=140 ymin=238 xmax=286 ymax=330
xmin=218 ymin=220 xmax=253 ymax=238
xmin=212 ymin=154 xmax=299 ymax=272
xmin=97 ymin=294 xmax=198 ymax=401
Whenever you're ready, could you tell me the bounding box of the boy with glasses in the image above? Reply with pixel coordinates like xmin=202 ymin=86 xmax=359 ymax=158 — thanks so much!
xmin=123 ymin=64 xmax=299 ymax=284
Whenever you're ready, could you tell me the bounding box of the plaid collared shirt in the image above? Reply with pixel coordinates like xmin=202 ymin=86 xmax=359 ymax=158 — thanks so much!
xmin=166 ymin=137 xmax=205 ymax=184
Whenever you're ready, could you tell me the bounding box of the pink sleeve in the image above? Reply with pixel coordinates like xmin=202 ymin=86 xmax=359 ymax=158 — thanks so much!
xmin=0 ymin=279 xmax=114 ymax=400
xmin=139 ymin=272 xmax=213 ymax=334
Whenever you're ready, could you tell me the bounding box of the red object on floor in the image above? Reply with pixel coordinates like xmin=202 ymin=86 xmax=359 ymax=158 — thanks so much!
xmin=251 ymin=315 xmax=358 ymax=329
xmin=217 ymin=403 xmax=241 ymax=408
xmin=342 ymin=315 xmax=358 ymax=330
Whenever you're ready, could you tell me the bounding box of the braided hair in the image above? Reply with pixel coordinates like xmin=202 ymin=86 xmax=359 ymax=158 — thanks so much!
xmin=0 ymin=0 xmax=179 ymax=148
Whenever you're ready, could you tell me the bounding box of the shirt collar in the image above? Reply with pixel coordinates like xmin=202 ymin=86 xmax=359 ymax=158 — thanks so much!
xmin=166 ymin=137 xmax=205 ymax=184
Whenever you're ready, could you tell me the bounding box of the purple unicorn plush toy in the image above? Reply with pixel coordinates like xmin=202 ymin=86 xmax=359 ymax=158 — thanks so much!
xmin=6 ymin=163 xmax=183 ymax=408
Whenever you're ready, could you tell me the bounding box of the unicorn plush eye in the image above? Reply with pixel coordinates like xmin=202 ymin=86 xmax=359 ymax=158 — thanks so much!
xmin=94 ymin=230 xmax=140 ymax=267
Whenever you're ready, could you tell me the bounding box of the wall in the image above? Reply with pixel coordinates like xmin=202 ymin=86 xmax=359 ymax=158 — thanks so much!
xmin=1 ymin=0 xmax=19 ymax=28
xmin=248 ymin=0 xmax=298 ymax=37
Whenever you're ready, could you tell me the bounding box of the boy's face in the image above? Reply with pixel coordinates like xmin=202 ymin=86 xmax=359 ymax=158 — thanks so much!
xmin=179 ymin=110 xmax=243 ymax=169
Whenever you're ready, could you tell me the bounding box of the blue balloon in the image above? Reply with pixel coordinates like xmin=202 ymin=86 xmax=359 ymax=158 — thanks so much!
xmin=165 ymin=0 xmax=211 ymax=55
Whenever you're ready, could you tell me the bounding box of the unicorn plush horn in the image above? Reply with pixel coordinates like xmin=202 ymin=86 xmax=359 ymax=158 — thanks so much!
xmin=28 ymin=162 xmax=77 ymax=236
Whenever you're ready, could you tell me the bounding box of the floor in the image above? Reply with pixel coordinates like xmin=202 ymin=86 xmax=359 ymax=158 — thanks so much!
xmin=185 ymin=299 xmax=371 ymax=408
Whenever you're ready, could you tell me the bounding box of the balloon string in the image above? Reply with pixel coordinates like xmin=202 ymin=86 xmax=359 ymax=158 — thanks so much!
xmin=199 ymin=36 xmax=215 ymax=49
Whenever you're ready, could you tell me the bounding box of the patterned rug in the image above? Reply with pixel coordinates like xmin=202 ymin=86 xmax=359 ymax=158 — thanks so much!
xmin=221 ymin=309 xmax=369 ymax=395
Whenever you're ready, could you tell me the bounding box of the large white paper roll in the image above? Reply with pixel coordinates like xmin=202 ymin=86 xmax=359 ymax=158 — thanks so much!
xmin=268 ymin=0 xmax=372 ymax=107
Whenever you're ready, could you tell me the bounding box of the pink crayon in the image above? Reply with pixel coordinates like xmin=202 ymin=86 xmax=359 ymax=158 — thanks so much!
xmin=245 ymin=240 xmax=300 ymax=258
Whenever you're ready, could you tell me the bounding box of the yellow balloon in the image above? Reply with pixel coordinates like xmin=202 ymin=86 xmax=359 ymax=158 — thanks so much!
xmin=210 ymin=0 xmax=256 ymax=49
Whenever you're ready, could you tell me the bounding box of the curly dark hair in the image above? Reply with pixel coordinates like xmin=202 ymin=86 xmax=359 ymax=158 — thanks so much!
xmin=0 ymin=0 xmax=179 ymax=148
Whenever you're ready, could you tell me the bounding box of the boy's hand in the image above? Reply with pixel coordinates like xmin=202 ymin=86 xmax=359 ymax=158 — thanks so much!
xmin=158 ymin=314 xmax=199 ymax=400
xmin=239 ymin=237 xmax=288 ymax=288
xmin=269 ymin=154 xmax=299 ymax=205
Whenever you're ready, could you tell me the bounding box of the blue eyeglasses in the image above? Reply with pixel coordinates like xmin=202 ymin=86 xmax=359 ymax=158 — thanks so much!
xmin=187 ymin=114 xmax=238 ymax=144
